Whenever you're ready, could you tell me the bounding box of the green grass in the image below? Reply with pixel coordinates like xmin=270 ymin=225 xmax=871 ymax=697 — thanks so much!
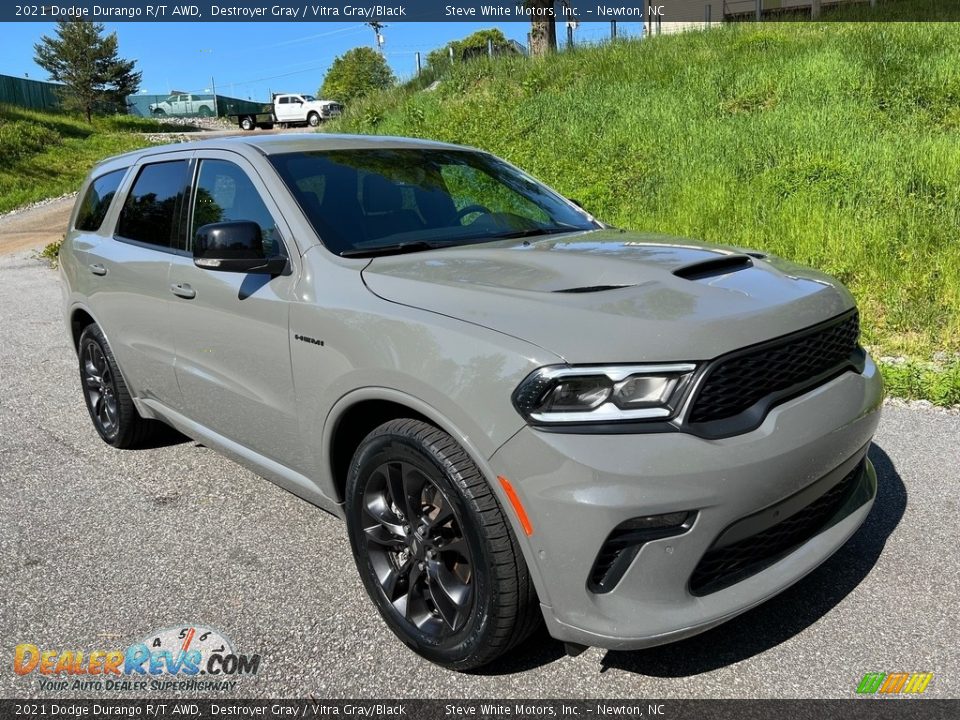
xmin=881 ymin=358 xmax=960 ymax=405
xmin=0 ymin=105 xmax=179 ymax=214
xmin=326 ymin=15 xmax=960 ymax=403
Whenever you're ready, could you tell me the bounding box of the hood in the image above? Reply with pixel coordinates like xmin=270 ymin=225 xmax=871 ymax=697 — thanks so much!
xmin=360 ymin=230 xmax=856 ymax=364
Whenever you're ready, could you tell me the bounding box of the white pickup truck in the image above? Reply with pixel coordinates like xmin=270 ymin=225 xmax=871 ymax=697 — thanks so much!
xmin=229 ymin=93 xmax=343 ymax=131
xmin=149 ymin=93 xmax=216 ymax=117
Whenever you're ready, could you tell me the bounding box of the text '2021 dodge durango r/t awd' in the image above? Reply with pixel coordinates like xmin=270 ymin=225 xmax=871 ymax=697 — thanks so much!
xmin=61 ymin=135 xmax=882 ymax=669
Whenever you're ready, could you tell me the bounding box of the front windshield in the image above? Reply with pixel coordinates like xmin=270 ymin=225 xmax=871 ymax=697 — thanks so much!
xmin=269 ymin=148 xmax=599 ymax=256
xmin=301 ymin=95 xmax=316 ymax=101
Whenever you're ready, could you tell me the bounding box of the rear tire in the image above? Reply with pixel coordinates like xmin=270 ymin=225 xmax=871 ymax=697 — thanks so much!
xmin=78 ymin=324 xmax=157 ymax=449
xmin=240 ymin=116 xmax=255 ymax=131
xmin=345 ymin=418 xmax=541 ymax=670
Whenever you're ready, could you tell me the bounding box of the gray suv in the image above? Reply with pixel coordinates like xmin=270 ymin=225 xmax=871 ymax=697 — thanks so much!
xmin=61 ymin=135 xmax=883 ymax=669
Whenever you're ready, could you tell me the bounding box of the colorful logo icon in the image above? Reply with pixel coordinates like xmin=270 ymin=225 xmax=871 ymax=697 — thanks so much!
xmin=856 ymin=672 xmax=933 ymax=695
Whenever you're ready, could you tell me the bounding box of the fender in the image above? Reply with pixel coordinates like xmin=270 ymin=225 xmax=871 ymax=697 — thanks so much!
xmin=320 ymin=386 xmax=551 ymax=605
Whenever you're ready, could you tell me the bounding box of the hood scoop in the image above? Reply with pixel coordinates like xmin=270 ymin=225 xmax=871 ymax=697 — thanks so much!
xmin=553 ymin=284 xmax=635 ymax=294
xmin=673 ymin=254 xmax=754 ymax=281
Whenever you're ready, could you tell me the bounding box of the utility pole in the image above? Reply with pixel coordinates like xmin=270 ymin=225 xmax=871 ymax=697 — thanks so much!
xmin=210 ymin=76 xmax=218 ymax=117
xmin=366 ymin=21 xmax=386 ymax=54
xmin=610 ymin=21 xmax=617 ymax=40
xmin=415 ymin=52 xmax=421 ymax=76
xmin=567 ymin=21 xmax=578 ymax=50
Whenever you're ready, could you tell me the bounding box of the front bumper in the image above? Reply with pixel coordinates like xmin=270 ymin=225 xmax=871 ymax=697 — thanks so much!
xmin=489 ymin=356 xmax=883 ymax=650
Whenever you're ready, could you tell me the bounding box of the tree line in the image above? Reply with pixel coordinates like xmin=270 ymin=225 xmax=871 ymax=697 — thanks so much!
xmin=30 ymin=16 xmax=564 ymax=120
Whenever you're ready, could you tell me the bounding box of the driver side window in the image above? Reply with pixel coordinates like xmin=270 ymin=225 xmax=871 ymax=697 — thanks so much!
xmin=191 ymin=159 xmax=286 ymax=257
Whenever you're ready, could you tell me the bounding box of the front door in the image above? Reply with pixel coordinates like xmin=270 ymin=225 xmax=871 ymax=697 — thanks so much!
xmin=167 ymin=152 xmax=301 ymax=467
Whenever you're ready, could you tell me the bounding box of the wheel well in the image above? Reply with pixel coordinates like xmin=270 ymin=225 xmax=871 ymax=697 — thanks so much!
xmin=70 ymin=309 xmax=96 ymax=350
xmin=329 ymin=400 xmax=431 ymax=503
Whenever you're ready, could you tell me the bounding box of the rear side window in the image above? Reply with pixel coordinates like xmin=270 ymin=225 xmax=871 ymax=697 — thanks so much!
xmin=116 ymin=160 xmax=189 ymax=248
xmin=75 ymin=169 xmax=126 ymax=231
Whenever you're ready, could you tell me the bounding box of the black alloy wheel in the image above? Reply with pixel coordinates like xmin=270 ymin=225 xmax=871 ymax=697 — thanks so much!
xmin=77 ymin=324 xmax=156 ymax=448
xmin=361 ymin=458 xmax=474 ymax=636
xmin=345 ymin=418 xmax=541 ymax=670
xmin=82 ymin=339 xmax=119 ymax=439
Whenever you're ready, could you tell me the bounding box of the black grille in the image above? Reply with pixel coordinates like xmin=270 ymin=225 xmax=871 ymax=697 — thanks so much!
xmin=688 ymin=311 xmax=862 ymax=425
xmin=689 ymin=460 xmax=865 ymax=596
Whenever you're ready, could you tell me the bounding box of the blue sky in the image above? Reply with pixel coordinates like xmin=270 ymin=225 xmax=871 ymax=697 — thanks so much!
xmin=0 ymin=21 xmax=644 ymax=101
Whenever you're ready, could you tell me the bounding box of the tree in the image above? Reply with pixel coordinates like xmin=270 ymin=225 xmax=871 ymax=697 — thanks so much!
xmin=319 ymin=47 xmax=395 ymax=105
xmin=426 ymin=28 xmax=513 ymax=69
xmin=527 ymin=1 xmax=558 ymax=57
xmin=34 ymin=21 xmax=141 ymax=122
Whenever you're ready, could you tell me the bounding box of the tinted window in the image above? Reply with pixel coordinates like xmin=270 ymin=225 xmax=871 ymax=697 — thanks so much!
xmin=116 ymin=160 xmax=189 ymax=248
xmin=269 ymin=149 xmax=598 ymax=256
xmin=75 ymin=168 xmax=126 ymax=231
xmin=191 ymin=159 xmax=285 ymax=257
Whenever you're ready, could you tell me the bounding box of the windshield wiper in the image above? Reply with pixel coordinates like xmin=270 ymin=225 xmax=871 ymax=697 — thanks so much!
xmin=340 ymin=241 xmax=441 ymax=258
xmin=490 ymin=226 xmax=578 ymax=240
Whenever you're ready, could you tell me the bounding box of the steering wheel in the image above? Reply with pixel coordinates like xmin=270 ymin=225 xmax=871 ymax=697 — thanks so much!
xmin=457 ymin=204 xmax=492 ymax=223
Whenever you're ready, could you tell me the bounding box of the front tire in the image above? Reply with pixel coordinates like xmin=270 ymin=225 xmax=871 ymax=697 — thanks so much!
xmin=307 ymin=112 xmax=320 ymax=127
xmin=345 ymin=419 xmax=540 ymax=670
xmin=78 ymin=324 xmax=156 ymax=449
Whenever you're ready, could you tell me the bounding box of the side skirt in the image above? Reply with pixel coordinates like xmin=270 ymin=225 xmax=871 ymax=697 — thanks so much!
xmin=136 ymin=398 xmax=345 ymax=519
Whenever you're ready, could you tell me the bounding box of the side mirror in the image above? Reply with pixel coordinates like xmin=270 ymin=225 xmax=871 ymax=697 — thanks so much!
xmin=193 ymin=221 xmax=286 ymax=275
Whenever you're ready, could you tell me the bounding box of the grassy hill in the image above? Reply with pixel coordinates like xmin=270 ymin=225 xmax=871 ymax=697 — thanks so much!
xmin=0 ymin=105 xmax=172 ymax=214
xmin=327 ymin=19 xmax=960 ymax=403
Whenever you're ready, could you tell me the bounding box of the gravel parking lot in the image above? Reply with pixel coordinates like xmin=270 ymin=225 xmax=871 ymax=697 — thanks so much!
xmin=0 ymin=246 xmax=957 ymax=699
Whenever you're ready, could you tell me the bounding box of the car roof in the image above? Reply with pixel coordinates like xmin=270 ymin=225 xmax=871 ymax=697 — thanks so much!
xmin=110 ymin=133 xmax=474 ymax=166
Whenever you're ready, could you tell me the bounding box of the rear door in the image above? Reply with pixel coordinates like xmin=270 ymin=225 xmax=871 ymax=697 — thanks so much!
xmin=167 ymin=151 xmax=301 ymax=466
xmin=84 ymin=152 xmax=193 ymax=408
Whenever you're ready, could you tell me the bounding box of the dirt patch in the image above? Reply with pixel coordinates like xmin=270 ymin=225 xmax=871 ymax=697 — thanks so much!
xmin=0 ymin=196 xmax=74 ymax=255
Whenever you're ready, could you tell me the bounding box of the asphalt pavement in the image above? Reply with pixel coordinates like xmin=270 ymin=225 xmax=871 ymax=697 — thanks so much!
xmin=0 ymin=248 xmax=957 ymax=699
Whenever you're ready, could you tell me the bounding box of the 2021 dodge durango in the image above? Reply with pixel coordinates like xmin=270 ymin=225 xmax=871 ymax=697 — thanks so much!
xmin=60 ymin=135 xmax=882 ymax=669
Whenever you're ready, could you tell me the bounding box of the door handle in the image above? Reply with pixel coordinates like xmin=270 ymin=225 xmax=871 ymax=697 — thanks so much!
xmin=89 ymin=263 xmax=107 ymax=276
xmin=170 ymin=282 xmax=196 ymax=299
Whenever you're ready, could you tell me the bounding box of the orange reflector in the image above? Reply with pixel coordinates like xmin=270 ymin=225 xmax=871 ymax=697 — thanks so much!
xmin=498 ymin=475 xmax=533 ymax=536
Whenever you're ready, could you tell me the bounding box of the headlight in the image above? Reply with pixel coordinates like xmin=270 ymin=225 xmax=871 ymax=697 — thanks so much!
xmin=512 ymin=364 xmax=697 ymax=425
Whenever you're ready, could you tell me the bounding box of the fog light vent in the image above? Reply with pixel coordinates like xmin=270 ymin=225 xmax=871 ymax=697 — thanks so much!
xmin=588 ymin=512 xmax=694 ymax=594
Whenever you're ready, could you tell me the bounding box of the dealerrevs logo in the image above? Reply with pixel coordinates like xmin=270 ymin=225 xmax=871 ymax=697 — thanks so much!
xmin=14 ymin=624 xmax=260 ymax=692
